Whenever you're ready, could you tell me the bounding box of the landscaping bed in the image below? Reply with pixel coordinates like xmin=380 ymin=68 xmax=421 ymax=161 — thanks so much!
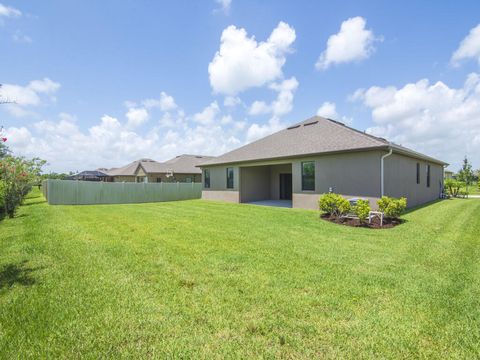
xmin=320 ymin=213 xmax=403 ymax=228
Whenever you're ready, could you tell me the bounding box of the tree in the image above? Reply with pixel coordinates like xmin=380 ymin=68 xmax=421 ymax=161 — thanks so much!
xmin=0 ymin=125 xmax=10 ymax=158
xmin=457 ymin=156 xmax=474 ymax=192
xmin=1 ymin=82 xmax=14 ymax=158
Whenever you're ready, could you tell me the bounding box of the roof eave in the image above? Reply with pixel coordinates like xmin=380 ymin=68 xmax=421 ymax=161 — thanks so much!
xmin=196 ymin=146 xmax=390 ymax=167
xmin=389 ymin=145 xmax=448 ymax=166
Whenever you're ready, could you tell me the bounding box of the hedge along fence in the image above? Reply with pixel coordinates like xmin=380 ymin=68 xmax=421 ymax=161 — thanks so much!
xmin=42 ymin=179 xmax=202 ymax=205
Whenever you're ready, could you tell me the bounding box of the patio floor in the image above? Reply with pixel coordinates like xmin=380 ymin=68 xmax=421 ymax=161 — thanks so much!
xmin=247 ymin=200 xmax=293 ymax=208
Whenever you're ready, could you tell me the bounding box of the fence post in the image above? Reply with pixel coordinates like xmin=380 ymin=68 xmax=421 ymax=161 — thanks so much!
xmin=75 ymin=180 xmax=79 ymax=205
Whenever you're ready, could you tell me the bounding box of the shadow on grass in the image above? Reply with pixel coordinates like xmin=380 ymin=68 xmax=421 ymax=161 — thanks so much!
xmin=0 ymin=260 xmax=42 ymax=290
xmin=403 ymin=199 xmax=444 ymax=215
xmin=22 ymin=200 xmax=47 ymax=206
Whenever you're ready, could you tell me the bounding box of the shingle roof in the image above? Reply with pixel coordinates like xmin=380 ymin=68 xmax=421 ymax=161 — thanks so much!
xmin=106 ymin=155 xmax=215 ymax=176
xmin=106 ymin=159 xmax=157 ymax=176
xmin=199 ymin=116 xmax=447 ymax=166
xmin=143 ymin=154 xmax=215 ymax=174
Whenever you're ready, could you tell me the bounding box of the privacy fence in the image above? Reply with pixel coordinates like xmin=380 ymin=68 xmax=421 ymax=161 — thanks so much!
xmin=42 ymin=179 xmax=202 ymax=205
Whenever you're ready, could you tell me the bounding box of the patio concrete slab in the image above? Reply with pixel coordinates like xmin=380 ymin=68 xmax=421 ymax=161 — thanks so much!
xmin=248 ymin=200 xmax=292 ymax=208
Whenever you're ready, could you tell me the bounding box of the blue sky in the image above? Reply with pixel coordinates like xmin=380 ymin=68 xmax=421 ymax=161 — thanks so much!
xmin=1 ymin=0 xmax=480 ymax=172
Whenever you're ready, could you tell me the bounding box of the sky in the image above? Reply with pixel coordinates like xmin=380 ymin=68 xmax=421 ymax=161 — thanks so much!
xmin=1 ymin=0 xmax=480 ymax=172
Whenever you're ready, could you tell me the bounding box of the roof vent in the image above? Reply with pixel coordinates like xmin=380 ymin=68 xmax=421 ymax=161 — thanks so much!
xmin=287 ymin=124 xmax=301 ymax=130
xmin=328 ymin=118 xmax=345 ymax=126
xmin=303 ymin=120 xmax=318 ymax=126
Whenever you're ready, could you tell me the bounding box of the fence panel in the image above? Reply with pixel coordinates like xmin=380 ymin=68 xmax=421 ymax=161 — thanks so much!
xmin=42 ymin=179 xmax=202 ymax=205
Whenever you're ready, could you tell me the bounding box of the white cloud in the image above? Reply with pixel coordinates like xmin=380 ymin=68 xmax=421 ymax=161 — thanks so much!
xmin=353 ymin=73 xmax=480 ymax=168
xmin=0 ymin=78 xmax=61 ymax=117
xmin=193 ymin=101 xmax=220 ymax=125
xmin=269 ymin=77 xmax=298 ymax=117
xmin=316 ymin=101 xmax=338 ymax=118
xmin=451 ymin=23 xmax=480 ymax=67
xmin=214 ymin=0 xmax=231 ymax=14
xmin=315 ymin=16 xmax=379 ymax=70
xmin=248 ymin=77 xmax=299 ymax=117
xmin=316 ymin=101 xmax=353 ymax=125
xmin=248 ymin=100 xmax=270 ymax=115
xmin=0 ymin=3 xmax=21 ymax=17
xmin=246 ymin=117 xmax=283 ymax=143
xmin=245 ymin=77 xmax=299 ymax=142
xmin=126 ymin=107 xmax=149 ymax=128
xmin=224 ymin=95 xmax=241 ymax=107
xmin=208 ymin=21 xmax=296 ymax=95
xmin=143 ymin=91 xmax=177 ymax=111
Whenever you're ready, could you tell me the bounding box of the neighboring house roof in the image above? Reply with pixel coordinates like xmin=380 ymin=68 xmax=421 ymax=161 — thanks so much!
xmin=106 ymin=155 xmax=215 ymax=176
xmin=150 ymin=154 xmax=216 ymax=174
xmin=106 ymin=159 xmax=157 ymax=176
xmin=67 ymin=170 xmax=109 ymax=180
xmin=199 ymin=116 xmax=447 ymax=167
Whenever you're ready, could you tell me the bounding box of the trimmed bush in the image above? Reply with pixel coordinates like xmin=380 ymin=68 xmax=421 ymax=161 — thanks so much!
xmin=353 ymin=199 xmax=370 ymax=224
xmin=377 ymin=196 xmax=407 ymax=219
xmin=444 ymin=179 xmax=462 ymax=197
xmin=319 ymin=193 xmax=351 ymax=218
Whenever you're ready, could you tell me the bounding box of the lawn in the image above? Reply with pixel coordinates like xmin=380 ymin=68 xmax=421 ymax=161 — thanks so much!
xmin=1 ymin=189 xmax=480 ymax=358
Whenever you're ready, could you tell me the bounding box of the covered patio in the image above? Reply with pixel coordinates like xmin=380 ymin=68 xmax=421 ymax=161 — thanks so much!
xmin=239 ymin=163 xmax=292 ymax=207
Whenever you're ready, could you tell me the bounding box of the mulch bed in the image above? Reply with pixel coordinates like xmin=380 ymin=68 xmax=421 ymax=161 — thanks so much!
xmin=320 ymin=213 xmax=404 ymax=229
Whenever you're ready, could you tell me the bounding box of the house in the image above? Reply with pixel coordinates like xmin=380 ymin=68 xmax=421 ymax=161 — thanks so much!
xmin=106 ymin=154 xmax=215 ymax=183
xmin=67 ymin=170 xmax=109 ymax=181
xmin=444 ymin=169 xmax=454 ymax=180
xmin=198 ymin=116 xmax=448 ymax=209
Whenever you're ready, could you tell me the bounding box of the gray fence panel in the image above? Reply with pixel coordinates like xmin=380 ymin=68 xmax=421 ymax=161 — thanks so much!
xmin=43 ymin=179 xmax=202 ymax=205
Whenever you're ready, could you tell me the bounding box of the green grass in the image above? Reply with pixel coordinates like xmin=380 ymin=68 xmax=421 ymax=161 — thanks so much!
xmin=1 ymin=189 xmax=480 ymax=358
xmin=465 ymin=186 xmax=480 ymax=195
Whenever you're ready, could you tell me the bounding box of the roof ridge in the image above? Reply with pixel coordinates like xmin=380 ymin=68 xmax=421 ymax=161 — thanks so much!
xmin=322 ymin=117 xmax=388 ymax=145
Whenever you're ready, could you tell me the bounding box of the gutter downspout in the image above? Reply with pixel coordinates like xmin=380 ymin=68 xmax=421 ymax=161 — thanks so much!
xmin=381 ymin=148 xmax=393 ymax=197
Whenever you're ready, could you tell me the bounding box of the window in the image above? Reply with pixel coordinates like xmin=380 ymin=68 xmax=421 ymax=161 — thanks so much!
xmin=426 ymin=164 xmax=431 ymax=188
xmin=156 ymin=177 xmax=162 ymax=183
xmin=204 ymin=169 xmax=210 ymax=188
xmin=185 ymin=177 xmax=192 ymax=183
xmin=301 ymin=161 xmax=315 ymax=191
xmin=416 ymin=163 xmax=420 ymax=184
xmin=226 ymin=167 xmax=234 ymax=189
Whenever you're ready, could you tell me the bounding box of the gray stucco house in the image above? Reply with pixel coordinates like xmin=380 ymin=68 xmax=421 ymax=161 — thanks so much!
xmin=106 ymin=154 xmax=215 ymax=183
xmin=198 ymin=116 xmax=447 ymax=209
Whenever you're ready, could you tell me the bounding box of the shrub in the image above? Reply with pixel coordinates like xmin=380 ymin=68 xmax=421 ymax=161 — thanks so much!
xmin=353 ymin=199 xmax=370 ymax=224
xmin=0 ymin=156 xmax=45 ymax=218
xmin=0 ymin=181 xmax=5 ymax=218
xmin=377 ymin=196 xmax=407 ymax=219
xmin=319 ymin=193 xmax=351 ymax=218
xmin=444 ymin=179 xmax=462 ymax=197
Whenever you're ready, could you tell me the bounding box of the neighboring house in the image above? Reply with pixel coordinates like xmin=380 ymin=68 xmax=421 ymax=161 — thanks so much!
xmin=106 ymin=154 xmax=214 ymax=183
xmin=198 ymin=116 xmax=448 ymax=209
xmin=444 ymin=169 xmax=454 ymax=180
xmin=67 ymin=170 xmax=109 ymax=181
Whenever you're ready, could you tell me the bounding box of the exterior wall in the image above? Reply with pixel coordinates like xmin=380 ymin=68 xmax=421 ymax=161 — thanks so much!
xmin=384 ymin=153 xmax=443 ymax=208
xmin=240 ymin=166 xmax=271 ymax=202
xmin=202 ymin=190 xmax=240 ymax=202
xmin=201 ymin=165 xmax=240 ymax=203
xmin=112 ymin=176 xmax=136 ymax=182
xmin=293 ymin=193 xmax=381 ymax=210
xmin=270 ymin=164 xmax=292 ymax=200
xmin=290 ymin=151 xmax=382 ymax=209
xmin=201 ymin=150 xmax=444 ymax=210
xmin=146 ymin=173 xmax=200 ymax=183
